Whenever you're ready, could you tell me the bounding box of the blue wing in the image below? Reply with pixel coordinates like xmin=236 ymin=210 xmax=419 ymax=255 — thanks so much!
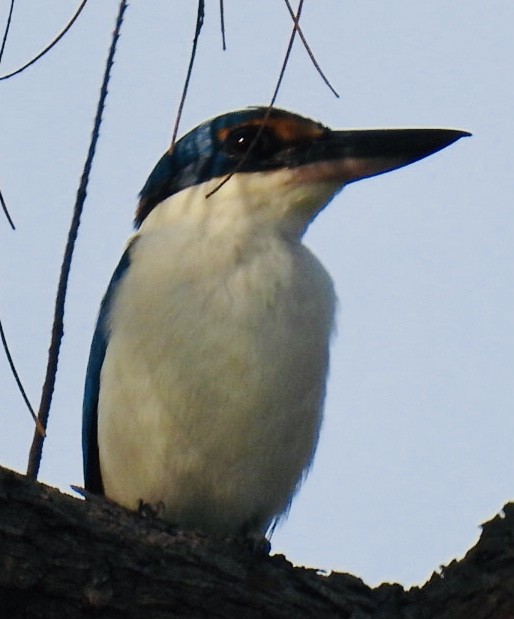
xmin=82 ymin=245 xmax=133 ymax=493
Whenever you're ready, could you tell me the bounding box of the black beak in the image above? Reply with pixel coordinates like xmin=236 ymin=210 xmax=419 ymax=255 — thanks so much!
xmin=298 ymin=128 xmax=471 ymax=184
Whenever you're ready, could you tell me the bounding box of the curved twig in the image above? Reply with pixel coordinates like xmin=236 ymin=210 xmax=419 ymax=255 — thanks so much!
xmin=206 ymin=0 xmax=305 ymax=198
xmin=0 ymin=0 xmax=88 ymax=81
xmin=0 ymin=186 xmax=15 ymax=230
xmin=170 ymin=1 xmax=205 ymax=151
xmin=0 ymin=317 xmax=44 ymax=436
xmin=26 ymin=0 xmax=128 ymax=480
xmin=0 ymin=3 xmax=17 ymax=229
xmin=282 ymin=0 xmax=339 ymax=98
xmin=270 ymin=0 xmax=305 ymax=105
xmin=0 ymin=0 xmax=15 ymax=65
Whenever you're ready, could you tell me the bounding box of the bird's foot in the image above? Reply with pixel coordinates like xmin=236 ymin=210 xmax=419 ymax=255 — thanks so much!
xmin=235 ymin=524 xmax=271 ymax=556
xmin=137 ymin=499 xmax=166 ymax=520
xmin=243 ymin=534 xmax=271 ymax=556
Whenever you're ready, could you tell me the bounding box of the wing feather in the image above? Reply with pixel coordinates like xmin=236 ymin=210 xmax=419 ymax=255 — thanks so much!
xmin=82 ymin=244 xmax=134 ymax=492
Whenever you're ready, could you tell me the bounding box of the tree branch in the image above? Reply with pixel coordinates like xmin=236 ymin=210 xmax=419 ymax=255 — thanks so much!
xmin=0 ymin=465 xmax=513 ymax=618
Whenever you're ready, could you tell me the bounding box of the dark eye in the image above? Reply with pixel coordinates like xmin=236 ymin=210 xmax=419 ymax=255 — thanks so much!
xmin=223 ymin=125 xmax=280 ymax=159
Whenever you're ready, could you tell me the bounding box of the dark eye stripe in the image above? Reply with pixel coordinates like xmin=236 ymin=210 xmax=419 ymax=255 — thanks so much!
xmin=223 ymin=125 xmax=281 ymax=158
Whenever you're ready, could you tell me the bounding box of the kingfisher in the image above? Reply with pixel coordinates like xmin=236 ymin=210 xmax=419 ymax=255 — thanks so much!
xmin=82 ymin=107 xmax=468 ymax=538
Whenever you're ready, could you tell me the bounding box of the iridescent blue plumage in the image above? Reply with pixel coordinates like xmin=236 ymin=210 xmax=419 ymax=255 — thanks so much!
xmin=82 ymin=246 xmax=133 ymax=493
xmin=136 ymin=107 xmax=328 ymax=226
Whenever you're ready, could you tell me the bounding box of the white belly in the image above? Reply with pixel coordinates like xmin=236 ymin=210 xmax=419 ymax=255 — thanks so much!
xmin=97 ymin=225 xmax=336 ymax=534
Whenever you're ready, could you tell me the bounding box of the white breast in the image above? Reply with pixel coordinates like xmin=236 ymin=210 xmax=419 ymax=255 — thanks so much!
xmin=98 ymin=179 xmax=337 ymax=535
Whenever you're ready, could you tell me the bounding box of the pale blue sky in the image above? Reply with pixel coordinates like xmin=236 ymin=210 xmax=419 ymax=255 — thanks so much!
xmin=1 ymin=1 xmax=513 ymax=587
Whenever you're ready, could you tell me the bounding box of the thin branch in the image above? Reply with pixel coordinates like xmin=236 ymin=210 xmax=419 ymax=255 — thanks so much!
xmin=269 ymin=0 xmax=304 ymax=106
xmin=219 ymin=0 xmax=226 ymax=50
xmin=0 ymin=185 xmax=15 ymax=230
xmin=0 ymin=3 xmax=17 ymax=229
xmin=282 ymin=0 xmax=339 ymax=98
xmin=0 ymin=0 xmax=88 ymax=81
xmin=170 ymin=0 xmax=205 ymax=150
xmin=0 ymin=0 xmax=15 ymax=65
xmin=26 ymin=0 xmax=128 ymax=480
xmin=0 ymin=317 xmax=44 ymax=436
xmin=206 ymin=0 xmax=304 ymax=198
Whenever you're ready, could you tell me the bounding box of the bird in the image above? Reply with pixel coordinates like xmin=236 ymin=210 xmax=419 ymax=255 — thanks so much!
xmin=82 ymin=106 xmax=469 ymax=538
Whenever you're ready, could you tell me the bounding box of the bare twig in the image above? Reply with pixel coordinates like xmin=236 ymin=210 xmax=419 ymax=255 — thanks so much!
xmin=0 ymin=3 xmax=17 ymax=229
xmin=0 ymin=317 xmax=44 ymax=436
xmin=0 ymin=0 xmax=88 ymax=81
xmin=219 ymin=0 xmax=226 ymax=50
xmin=282 ymin=0 xmax=339 ymax=98
xmin=26 ymin=0 xmax=128 ymax=480
xmin=170 ymin=0 xmax=205 ymax=151
xmin=0 ymin=0 xmax=15 ymax=65
xmin=206 ymin=0 xmax=305 ymax=198
xmin=269 ymin=0 xmax=305 ymax=105
xmin=0 ymin=186 xmax=15 ymax=230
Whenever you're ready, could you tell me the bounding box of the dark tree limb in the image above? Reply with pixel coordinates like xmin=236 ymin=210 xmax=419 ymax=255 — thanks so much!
xmin=0 ymin=465 xmax=513 ymax=618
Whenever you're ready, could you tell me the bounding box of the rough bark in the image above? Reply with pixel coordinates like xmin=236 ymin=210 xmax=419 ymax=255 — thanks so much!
xmin=0 ymin=465 xmax=513 ymax=618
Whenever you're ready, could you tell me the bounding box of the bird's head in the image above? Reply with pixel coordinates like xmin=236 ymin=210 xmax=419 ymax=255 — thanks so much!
xmin=137 ymin=107 xmax=469 ymax=237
